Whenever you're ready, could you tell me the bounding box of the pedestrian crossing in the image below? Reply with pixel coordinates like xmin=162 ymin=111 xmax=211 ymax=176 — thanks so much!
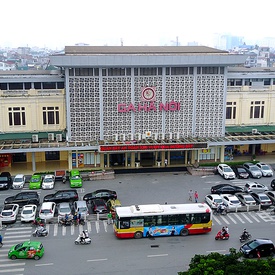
xmin=213 ymin=210 xmax=275 ymax=226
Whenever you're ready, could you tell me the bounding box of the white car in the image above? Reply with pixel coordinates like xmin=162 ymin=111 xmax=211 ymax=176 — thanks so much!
xmin=39 ymin=202 xmax=56 ymax=222
xmin=20 ymin=204 xmax=37 ymax=222
xmin=12 ymin=174 xmax=26 ymax=189
xmin=57 ymin=202 xmax=72 ymax=218
xmin=256 ymin=162 xmax=274 ymax=177
xmin=220 ymin=194 xmax=242 ymax=210
xmin=235 ymin=192 xmax=257 ymax=206
xmin=42 ymin=174 xmax=55 ymax=189
xmin=217 ymin=164 xmax=236 ymax=179
xmin=244 ymin=182 xmax=269 ymax=193
xmin=0 ymin=204 xmax=19 ymax=224
xmin=204 ymin=194 xmax=223 ymax=209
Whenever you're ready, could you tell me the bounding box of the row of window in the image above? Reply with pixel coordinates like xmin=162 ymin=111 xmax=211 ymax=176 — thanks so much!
xmin=8 ymin=107 xmax=59 ymax=126
xmin=226 ymin=101 xmax=265 ymax=119
xmin=69 ymin=67 xmax=225 ymax=77
xmin=118 ymin=213 xmax=211 ymax=229
xmin=0 ymin=82 xmax=64 ymax=91
xmin=228 ymin=78 xmax=275 ymax=86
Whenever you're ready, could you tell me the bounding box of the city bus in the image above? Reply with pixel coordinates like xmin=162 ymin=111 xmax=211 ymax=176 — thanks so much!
xmin=114 ymin=203 xmax=212 ymax=239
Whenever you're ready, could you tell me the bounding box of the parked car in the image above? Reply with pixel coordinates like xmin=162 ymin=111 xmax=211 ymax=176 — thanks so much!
xmin=211 ymin=184 xmax=243 ymax=195
xmin=240 ymin=238 xmax=275 ymax=258
xmin=41 ymin=174 xmax=55 ymax=190
xmin=235 ymin=192 xmax=257 ymax=206
xmin=216 ymin=164 xmax=236 ymax=179
xmin=43 ymin=190 xmax=78 ymax=204
xmin=4 ymin=191 xmax=40 ymax=207
xmin=244 ymin=182 xmax=269 ymax=193
xmin=57 ymin=202 xmax=72 ymax=218
xmin=231 ymin=166 xmax=249 ymax=179
xmin=8 ymin=241 xmax=45 ymax=260
xmin=83 ymin=189 xmax=117 ymax=202
xmin=255 ymin=162 xmax=274 ymax=177
xmin=90 ymin=198 xmax=108 ymax=214
xmin=250 ymin=192 xmax=272 ymax=209
xmin=264 ymin=191 xmax=275 ymax=204
xmin=0 ymin=204 xmax=19 ymax=223
xmin=20 ymin=204 xmax=37 ymax=223
xmin=72 ymin=200 xmax=89 ymax=217
xmin=12 ymin=174 xmax=26 ymax=189
xmin=29 ymin=174 xmax=42 ymax=190
xmin=204 ymin=194 xmax=223 ymax=209
xmin=220 ymin=194 xmax=242 ymax=210
xmin=39 ymin=202 xmax=56 ymax=222
xmin=0 ymin=171 xmax=12 ymax=190
xmin=243 ymin=163 xmax=262 ymax=179
xmin=69 ymin=170 xmax=82 ymax=188
xmin=271 ymin=179 xmax=275 ymax=190
xmin=106 ymin=198 xmax=122 ymax=212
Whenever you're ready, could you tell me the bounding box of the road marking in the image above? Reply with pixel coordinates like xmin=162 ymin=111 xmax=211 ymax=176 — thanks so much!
xmin=53 ymin=224 xmax=58 ymax=236
xmin=103 ymin=220 xmax=108 ymax=232
xmin=6 ymin=227 xmax=32 ymax=231
xmin=71 ymin=225 xmax=75 ymax=235
xmin=4 ymin=235 xmax=31 ymax=239
xmin=220 ymin=216 xmax=230 ymax=225
xmin=240 ymin=213 xmax=253 ymax=223
xmin=147 ymin=254 xmax=168 ymax=258
xmin=247 ymin=212 xmax=261 ymax=222
xmin=87 ymin=221 xmax=92 ymax=233
xmin=233 ymin=213 xmax=245 ymax=223
xmin=212 ymin=216 xmax=222 ymax=225
xmin=3 ymin=239 xmax=30 ymax=243
xmin=0 ymin=268 xmax=24 ymax=273
xmin=95 ymin=221 xmax=100 ymax=233
xmin=5 ymin=231 xmax=32 ymax=235
xmin=62 ymin=225 xmax=66 ymax=236
xmin=87 ymin=258 xmax=107 ymax=262
xmin=35 ymin=263 xmax=54 ymax=267
xmin=0 ymin=263 xmax=26 ymax=267
xmin=226 ymin=215 xmax=237 ymax=224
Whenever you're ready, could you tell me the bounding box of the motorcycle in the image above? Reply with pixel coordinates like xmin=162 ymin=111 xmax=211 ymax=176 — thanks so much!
xmin=58 ymin=217 xmax=73 ymax=226
xmin=213 ymin=208 xmax=227 ymax=215
xmin=239 ymin=232 xmax=252 ymax=243
xmin=32 ymin=219 xmax=45 ymax=227
xmin=62 ymin=175 xmax=67 ymax=184
xmin=215 ymin=230 xmax=229 ymax=240
xmin=74 ymin=235 xmax=91 ymax=245
xmin=32 ymin=226 xmax=48 ymax=237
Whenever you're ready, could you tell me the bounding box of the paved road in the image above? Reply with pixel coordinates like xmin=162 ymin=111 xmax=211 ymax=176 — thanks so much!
xmin=0 ymin=171 xmax=275 ymax=274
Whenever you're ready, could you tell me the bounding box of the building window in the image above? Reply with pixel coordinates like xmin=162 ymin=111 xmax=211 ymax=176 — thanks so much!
xmin=43 ymin=107 xmax=59 ymax=125
xmin=8 ymin=107 xmax=26 ymax=126
xmin=226 ymin=102 xmax=236 ymax=119
xmin=250 ymin=101 xmax=264 ymax=119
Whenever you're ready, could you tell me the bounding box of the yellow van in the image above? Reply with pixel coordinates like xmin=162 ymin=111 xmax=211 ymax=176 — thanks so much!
xmin=106 ymin=198 xmax=121 ymax=212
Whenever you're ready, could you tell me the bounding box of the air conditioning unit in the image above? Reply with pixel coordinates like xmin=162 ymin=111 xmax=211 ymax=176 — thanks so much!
xmin=56 ymin=134 xmax=63 ymax=142
xmin=119 ymin=134 xmax=125 ymax=141
xmin=252 ymin=129 xmax=258 ymax=134
xmin=48 ymin=133 xmax=54 ymax=141
xmin=135 ymin=133 xmax=141 ymax=141
xmin=152 ymin=133 xmax=158 ymax=140
xmin=173 ymin=132 xmax=180 ymax=139
xmin=158 ymin=133 xmax=164 ymax=140
xmin=32 ymin=134 xmax=39 ymax=143
xmin=113 ymin=134 xmax=118 ymax=141
xmin=128 ymin=133 xmax=133 ymax=140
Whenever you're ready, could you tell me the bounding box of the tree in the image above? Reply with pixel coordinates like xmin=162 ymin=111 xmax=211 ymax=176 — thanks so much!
xmin=178 ymin=248 xmax=275 ymax=275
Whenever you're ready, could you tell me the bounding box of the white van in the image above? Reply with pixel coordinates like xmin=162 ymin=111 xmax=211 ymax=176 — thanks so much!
xmin=39 ymin=202 xmax=56 ymax=223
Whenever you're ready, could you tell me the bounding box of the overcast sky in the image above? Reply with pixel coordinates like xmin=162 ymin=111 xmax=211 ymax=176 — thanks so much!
xmin=2 ymin=0 xmax=275 ymax=49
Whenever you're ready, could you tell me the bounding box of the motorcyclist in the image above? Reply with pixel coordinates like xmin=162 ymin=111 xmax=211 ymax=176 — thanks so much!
xmin=80 ymin=231 xmax=85 ymax=243
xmin=84 ymin=230 xmax=89 ymax=239
xmin=0 ymin=234 xmax=3 ymax=246
xmin=241 ymin=228 xmax=249 ymax=239
xmin=217 ymin=203 xmax=226 ymax=214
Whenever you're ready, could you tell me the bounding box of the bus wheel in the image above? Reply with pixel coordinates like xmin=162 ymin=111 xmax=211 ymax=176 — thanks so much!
xmin=180 ymin=229 xmax=189 ymax=236
xmin=134 ymin=231 xmax=143 ymax=239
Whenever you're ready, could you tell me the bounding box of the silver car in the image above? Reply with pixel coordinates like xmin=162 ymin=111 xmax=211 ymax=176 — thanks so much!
xmin=243 ymin=163 xmax=262 ymax=179
xmin=256 ymin=162 xmax=274 ymax=177
xmin=244 ymin=181 xmax=269 ymax=193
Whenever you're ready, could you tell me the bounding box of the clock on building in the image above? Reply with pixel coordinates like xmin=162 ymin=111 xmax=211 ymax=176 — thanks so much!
xmin=141 ymin=87 xmax=156 ymax=101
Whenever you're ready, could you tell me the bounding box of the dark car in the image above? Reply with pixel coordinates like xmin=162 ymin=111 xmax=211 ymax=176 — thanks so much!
xmin=83 ymin=189 xmax=117 ymax=202
xmin=250 ymin=192 xmax=272 ymax=209
xmin=43 ymin=190 xmax=78 ymax=204
xmin=4 ymin=191 xmax=40 ymax=207
xmin=231 ymin=166 xmax=249 ymax=179
xmin=90 ymin=198 xmax=108 ymax=214
xmin=0 ymin=172 xmax=12 ymax=190
xmin=240 ymin=238 xmax=275 ymax=258
xmin=211 ymin=184 xmax=243 ymax=195
xmin=271 ymin=179 xmax=275 ymax=190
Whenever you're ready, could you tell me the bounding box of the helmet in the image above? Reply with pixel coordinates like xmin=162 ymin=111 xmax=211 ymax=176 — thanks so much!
xmin=244 ymin=228 xmax=246 ymax=231
xmin=85 ymin=230 xmax=88 ymax=233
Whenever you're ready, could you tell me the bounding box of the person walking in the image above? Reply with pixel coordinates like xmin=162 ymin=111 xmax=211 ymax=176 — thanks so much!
xmin=164 ymin=159 xmax=168 ymax=167
xmin=188 ymin=190 xmax=193 ymax=202
xmin=107 ymin=212 xmax=112 ymax=225
xmin=194 ymin=191 xmax=199 ymax=203
xmin=0 ymin=234 xmax=3 ymax=247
